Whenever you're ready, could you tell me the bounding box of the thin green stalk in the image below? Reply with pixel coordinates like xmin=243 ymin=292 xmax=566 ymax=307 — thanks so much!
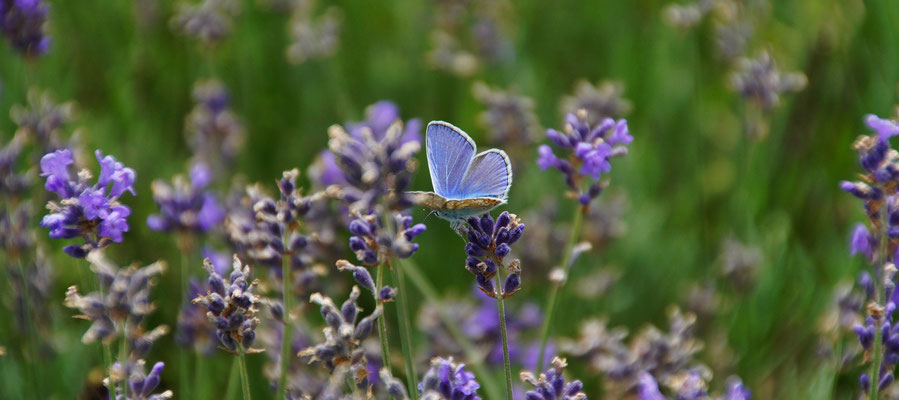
xmin=224 ymin=358 xmax=240 ymax=400
xmin=870 ymin=208 xmax=890 ymax=400
xmin=401 ymin=259 xmax=503 ymax=400
xmin=278 ymin=245 xmax=293 ymax=400
xmin=179 ymin=248 xmax=192 ymax=400
xmin=536 ymin=205 xmax=584 ymax=372
xmin=390 ymin=258 xmax=418 ymax=399
xmin=237 ymin=349 xmax=252 ymax=400
xmin=195 ymin=354 xmax=209 ymax=400
xmin=14 ymin=259 xmax=42 ymax=400
xmin=492 ymin=260 xmax=513 ymax=399
xmin=118 ymin=324 xmax=130 ymax=399
xmin=376 ymin=263 xmax=393 ymax=372
xmin=95 ymin=269 xmax=114 ymax=400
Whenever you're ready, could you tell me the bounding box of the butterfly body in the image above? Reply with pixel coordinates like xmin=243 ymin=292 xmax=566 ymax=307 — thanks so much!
xmin=410 ymin=121 xmax=512 ymax=234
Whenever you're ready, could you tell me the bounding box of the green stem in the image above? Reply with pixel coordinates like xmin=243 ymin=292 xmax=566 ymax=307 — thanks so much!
xmin=278 ymin=247 xmax=293 ymax=400
xmin=870 ymin=207 xmax=890 ymax=400
xmin=401 ymin=259 xmax=504 ymax=400
xmin=179 ymin=248 xmax=192 ymax=400
xmin=376 ymin=263 xmax=393 ymax=372
xmin=14 ymin=259 xmax=41 ymax=400
xmin=536 ymin=205 xmax=584 ymax=372
xmin=195 ymin=354 xmax=209 ymax=400
xmin=224 ymin=358 xmax=240 ymax=400
xmin=118 ymin=324 xmax=129 ymax=399
xmin=94 ymin=270 xmax=114 ymax=400
xmin=390 ymin=258 xmax=418 ymax=399
xmin=238 ymin=350 xmax=252 ymax=400
xmin=492 ymin=259 xmax=513 ymax=399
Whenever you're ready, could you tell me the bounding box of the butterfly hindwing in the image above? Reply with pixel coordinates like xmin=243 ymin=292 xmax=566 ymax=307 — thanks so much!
xmin=426 ymin=121 xmax=476 ymax=198
xmin=457 ymin=149 xmax=512 ymax=200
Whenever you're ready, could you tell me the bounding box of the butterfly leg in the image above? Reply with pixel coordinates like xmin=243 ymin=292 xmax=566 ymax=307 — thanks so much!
xmin=450 ymin=219 xmax=469 ymax=238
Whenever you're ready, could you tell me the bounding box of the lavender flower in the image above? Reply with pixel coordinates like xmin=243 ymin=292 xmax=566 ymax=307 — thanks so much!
xmin=147 ymin=162 xmax=224 ymax=233
xmin=0 ymin=134 xmax=30 ymax=197
xmin=427 ymin=0 xmax=511 ymax=77
xmin=298 ymin=287 xmax=382 ymax=389
xmin=285 ymin=0 xmax=340 ymax=64
xmin=39 ymin=148 xmax=136 ymax=258
xmin=64 ymin=254 xmax=168 ymax=350
xmin=463 ymin=211 xmax=524 ymax=298
xmin=418 ymin=357 xmax=481 ymax=400
xmin=519 ymin=357 xmax=587 ymax=400
xmin=0 ymin=0 xmax=50 ymax=57
xmin=347 ymin=211 xmax=426 ymax=265
xmin=730 ymin=50 xmax=807 ymax=112
xmin=662 ymin=0 xmax=714 ymax=28
xmin=192 ymin=255 xmax=261 ymax=353
xmin=559 ymin=80 xmax=632 ymax=126
xmin=637 ymin=370 xmax=751 ymax=400
xmin=10 ymin=89 xmax=75 ymax=154
xmin=537 ymin=110 xmax=631 ymax=207
xmin=109 ymin=360 xmax=173 ymax=400
xmin=325 ymin=101 xmax=421 ymax=211
xmin=171 ymin=0 xmax=240 ymax=46
xmin=472 ymin=82 xmax=540 ymax=146
xmin=185 ymin=79 xmax=245 ymax=173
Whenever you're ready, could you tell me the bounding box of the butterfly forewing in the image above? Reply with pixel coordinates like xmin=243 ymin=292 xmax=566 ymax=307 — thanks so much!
xmin=426 ymin=121 xmax=476 ymax=199
xmin=457 ymin=149 xmax=512 ymax=200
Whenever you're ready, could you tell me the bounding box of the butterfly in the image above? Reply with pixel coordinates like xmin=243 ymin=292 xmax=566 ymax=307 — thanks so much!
xmin=408 ymin=121 xmax=512 ymax=235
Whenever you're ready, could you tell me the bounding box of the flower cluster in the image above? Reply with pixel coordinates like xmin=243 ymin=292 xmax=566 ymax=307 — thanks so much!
xmin=519 ymin=357 xmax=587 ymax=400
xmin=109 ymin=360 xmax=173 ymax=400
xmin=853 ymin=264 xmax=899 ymax=394
xmin=464 ymin=211 xmax=524 ymax=298
xmin=298 ymin=287 xmax=382 ymax=387
xmin=64 ymin=254 xmax=168 ymax=351
xmin=324 ymin=101 xmax=421 ymax=211
xmin=472 ymin=82 xmax=540 ymax=145
xmin=637 ymin=370 xmax=752 ymax=400
xmin=192 ymin=256 xmax=261 ymax=353
xmin=40 ymin=149 xmax=136 ymax=258
xmin=537 ymin=110 xmax=632 ymax=206
xmin=147 ymin=162 xmax=224 ymax=234
xmin=185 ymin=79 xmax=245 ymax=173
xmin=348 ymin=211 xmax=426 ymax=265
xmin=427 ymin=0 xmax=511 ymax=77
xmin=336 ymin=259 xmax=397 ymax=302
xmin=0 ymin=134 xmax=29 ymax=197
xmin=0 ymin=0 xmax=50 ymax=57
xmin=286 ymin=0 xmax=340 ymax=64
xmin=10 ymin=89 xmax=75 ymax=154
xmin=418 ymin=357 xmax=481 ymax=400
xmin=559 ymin=80 xmax=632 ymax=126
xmin=729 ymin=50 xmax=807 ymax=112
xmin=171 ymin=0 xmax=241 ymax=46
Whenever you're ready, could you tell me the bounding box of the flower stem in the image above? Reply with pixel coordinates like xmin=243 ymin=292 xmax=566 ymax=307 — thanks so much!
xmin=870 ymin=207 xmax=890 ymax=400
xmin=278 ymin=246 xmax=293 ymax=400
xmin=238 ymin=349 xmax=252 ymax=400
xmin=536 ymin=205 xmax=584 ymax=372
xmin=179 ymin=247 xmax=192 ymax=400
xmin=14 ymin=258 xmax=42 ymax=400
xmin=118 ymin=324 xmax=130 ymax=399
xmin=376 ymin=263 xmax=393 ymax=372
xmin=493 ymin=265 xmax=514 ymax=399
xmin=224 ymin=357 xmax=239 ymax=400
xmin=94 ymin=269 xmax=114 ymax=400
xmin=390 ymin=258 xmax=418 ymax=399
xmin=401 ymin=259 xmax=503 ymax=400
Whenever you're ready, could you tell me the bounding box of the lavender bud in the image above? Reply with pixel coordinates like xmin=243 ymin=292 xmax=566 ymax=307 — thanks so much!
xmin=881 ymin=373 xmax=894 ymax=391
xmin=379 ymin=286 xmax=396 ymax=302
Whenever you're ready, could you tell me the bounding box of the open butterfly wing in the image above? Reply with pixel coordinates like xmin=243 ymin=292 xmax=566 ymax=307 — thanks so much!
xmin=457 ymin=149 xmax=512 ymax=200
xmin=426 ymin=121 xmax=476 ymax=198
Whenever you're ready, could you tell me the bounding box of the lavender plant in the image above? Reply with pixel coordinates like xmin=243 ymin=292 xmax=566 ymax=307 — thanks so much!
xmin=559 ymin=80 xmax=632 ymax=125
xmin=535 ymin=110 xmax=631 ymax=370
xmin=418 ymin=357 xmax=481 ymax=400
xmin=0 ymin=0 xmax=50 ymax=57
xmin=39 ymin=148 xmax=136 ymax=258
xmin=519 ymin=357 xmax=587 ymax=400
xmin=170 ymin=0 xmax=241 ymax=46
xmin=185 ymin=79 xmax=246 ymax=174
xmin=285 ymin=0 xmax=341 ymax=65
xmin=10 ymin=88 xmax=75 ymax=154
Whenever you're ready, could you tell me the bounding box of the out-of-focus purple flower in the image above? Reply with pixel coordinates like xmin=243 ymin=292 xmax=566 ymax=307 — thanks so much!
xmin=0 ymin=0 xmax=50 ymax=57
xmin=637 ymin=372 xmax=665 ymax=400
xmin=147 ymin=162 xmax=224 ymax=233
xmin=39 ymin=149 xmax=136 ymax=257
xmin=124 ymin=361 xmax=173 ymax=400
xmin=193 ymin=255 xmax=261 ymax=353
xmin=185 ymin=79 xmax=245 ymax=173
xmin=560 ymin=80 xmax=631 ymax=126
xmin=0 ymin=134 xmax=30 ymax=197
xmin=418 ymin=357 xmax=481 ymax=400
xmin=64 ymin=255 xmax=168 ymax=350
xmin=730 ymin=50 xmax=806 ymax=112
xmin=347 ymin=211 xmax=425 ymax=266
xmin=427 ymin=0 xmax=511 ymax=77
xmin=463 ymin=211 xmax=523 ymax=298
xmin=850 ymin=223 xmax=874 ymax=259
xmin=538 ymin=110 xmax=630 ymax=207
xmin=10 ymin=89 xmax=75 ymax=156
xmin=285 ymin=0 xmax=340 ymax=64
xmin=170 ymin=0 xmax=240 ymax=46
xmin=519 ymin=357 xmax=586 ymax=400
xmin=723 ymin=377 xmax=752 ymax=400
xmin=472 ymin=82 xmax=540 ymax=146
xmin=867 ymin=114 xmax=899 ymax=144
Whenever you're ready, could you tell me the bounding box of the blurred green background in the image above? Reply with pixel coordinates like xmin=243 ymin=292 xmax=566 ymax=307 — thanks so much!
xmin=1 ymin=0 xmax=898 ymax=398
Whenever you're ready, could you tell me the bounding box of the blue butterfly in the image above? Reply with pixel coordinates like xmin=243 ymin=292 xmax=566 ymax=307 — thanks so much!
xmin=408 ymin=121 xmax=512 ymax=234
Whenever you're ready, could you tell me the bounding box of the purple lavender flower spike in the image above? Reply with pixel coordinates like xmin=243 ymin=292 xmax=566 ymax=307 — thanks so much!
xmin=193 ymin=255 xmax=261 ymax=353
xmin=418 ymin=357 xmax=481 ymax=400
xmin=147 ymin=162 xmax=225 ymax=234
xmin=346 ymin=211 xmax=425 ymax=266
xmin=722 ymin=377 xmax=752 ymax=400
xmin=39 ymin=148 xmax=136 ymax=257
xmin=850 ymin=223 xmax=874 ymax=259
xmin=464 ymin=211 xmax=524 ymax=298
xmin=0 ymin=0 xmax=50 ymax=57
xmin=637 ymin=372 xmax=665 ymax=400
xmin=537 ymin=110 xmax=630 ymax=208
xmin=519 ymin=357 xmax=587 ymax=400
